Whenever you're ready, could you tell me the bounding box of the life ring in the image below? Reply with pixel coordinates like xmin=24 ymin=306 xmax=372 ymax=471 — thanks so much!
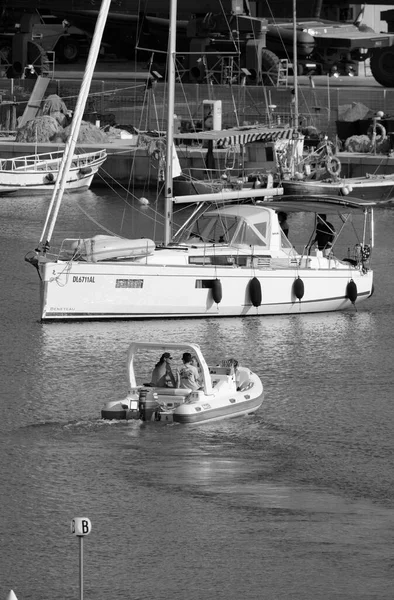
xmin=326 ymin=156 xmax=341 ymax=177
xmin=367 ymin=122 xmax=386 ymax=143
xmin=148 ymin=138 xmax=166 ymax=161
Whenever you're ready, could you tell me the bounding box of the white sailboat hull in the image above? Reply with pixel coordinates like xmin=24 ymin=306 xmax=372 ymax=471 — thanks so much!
xmin=38 ymin=260 xmax=373 ymax=320
xmin=0 ymin=149 xmax=107 ymax=195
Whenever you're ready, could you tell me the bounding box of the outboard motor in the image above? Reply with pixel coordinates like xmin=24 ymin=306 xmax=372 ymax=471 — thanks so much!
xmin=138 ymin=389 xmax=160 ymax=421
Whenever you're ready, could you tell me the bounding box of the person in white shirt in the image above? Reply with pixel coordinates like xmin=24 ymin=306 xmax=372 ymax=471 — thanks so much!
xmin=178 ymin=352 xmax=201 ymax=391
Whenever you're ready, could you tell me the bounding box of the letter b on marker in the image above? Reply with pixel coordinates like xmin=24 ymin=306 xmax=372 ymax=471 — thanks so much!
xmin=71 ymin=517 xmax=92 ymax=536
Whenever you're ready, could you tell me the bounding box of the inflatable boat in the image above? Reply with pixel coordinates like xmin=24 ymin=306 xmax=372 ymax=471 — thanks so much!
xmin=101 ymin=342 xmax=264 ymax=425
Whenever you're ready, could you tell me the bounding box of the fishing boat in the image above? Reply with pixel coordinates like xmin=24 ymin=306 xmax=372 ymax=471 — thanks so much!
xmin=282 ymin=173 xmax=394 ymax=201
xmin=280 ymin=2 xmax=394 ymax=202
xmin=0 ymin=149 xmax=107 ymax=195
xmin=171 ymin=125 xmax=301 ymax=197
xmin=280 ymin=138 xmax=394 ymax=201
xmin=101 ymin=342 xmax=264 ymax=424
xmin=25 ymin=0 xmax=375 ymax=321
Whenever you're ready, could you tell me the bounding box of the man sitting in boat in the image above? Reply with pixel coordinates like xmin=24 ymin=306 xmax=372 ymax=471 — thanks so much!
xmin=150 ymin=353 xmax=177 ymax=388
xmin=178 ymin=352 xmax=202 ymax=391
xmin=313 ymin=214 xmax=336 ymax=256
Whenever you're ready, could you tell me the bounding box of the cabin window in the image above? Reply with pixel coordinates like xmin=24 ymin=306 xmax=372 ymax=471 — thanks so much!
xmin=280 ymin=229 xmax=294 ymax=250
xmin=233 ymin=222 xmax=267 ymax=247
xmin=254 ymin=221 xmax=268 ymax=240
xmin=189 ymin=255 xmax=235 ymax=266
xmin=266 ymin=146 xmax=274 ymax=162
xmin=115 ymin=279 xmax=143 ymax=288
xmin=179 ymin=215 xmax=240 ymax=244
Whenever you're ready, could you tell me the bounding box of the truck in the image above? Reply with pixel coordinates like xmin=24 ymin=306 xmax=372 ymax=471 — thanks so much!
xmin=126 ymin=1 xmax=394 ymax=87
xmin=2 ymin=0 xmax=394 ymax=86
xmin=0 ymin=9 xmax=91 ymax=78
xmin=179 ymin=7 xmax=394 ymax=85
xmin=266 ymin=17 xmax=394 ymax=82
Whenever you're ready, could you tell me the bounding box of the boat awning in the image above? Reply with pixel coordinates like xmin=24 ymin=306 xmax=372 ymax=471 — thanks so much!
xmin=262 ymin=195 xmax=379 ymax=213
xmin=174 ymin=126 xmax=298 ymax=147
xmin=127 ymin=341 xmax=213 ymax=395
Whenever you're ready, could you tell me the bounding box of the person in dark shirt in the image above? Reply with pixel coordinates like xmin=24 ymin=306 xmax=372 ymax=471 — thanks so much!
xmin=278 ymin=211 xmax=289 ymax=237
xmin=313 ymin=214 xmax=335 ymax=254
xmin=150 ymin=352 xmax=177 ymax=387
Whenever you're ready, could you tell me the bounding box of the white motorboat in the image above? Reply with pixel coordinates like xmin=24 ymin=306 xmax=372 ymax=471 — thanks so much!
xmin=101 ymin=342 xmax=264 ymax=424
xmin=25 ymin=0 xmax=375 ymax=321
xmin=0 ymin=149 xmax=106 ymax=195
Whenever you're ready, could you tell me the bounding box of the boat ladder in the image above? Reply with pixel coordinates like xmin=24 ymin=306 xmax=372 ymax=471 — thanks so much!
xmin=277 ymin=59 xmax=291 ymax=86
xmin=221 ymin=56 xmax=235 ymax=84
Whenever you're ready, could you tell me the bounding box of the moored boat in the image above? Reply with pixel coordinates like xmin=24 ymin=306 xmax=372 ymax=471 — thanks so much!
xmin=25 ymin=0 xmax=376 ymax=321
xmin=26 ymin=193 xmax=376 ymax=319
xmin=282 ymin=173 xmax=394 ymax=201
xmin=101 ymin=342 xmax=264 ymax=424
xmin=0 ymin=149 xmax=107 ymax=195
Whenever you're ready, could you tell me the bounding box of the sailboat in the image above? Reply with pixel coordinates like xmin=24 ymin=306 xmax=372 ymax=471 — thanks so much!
xmin=26 ymin=0 xmax=375 ymax=321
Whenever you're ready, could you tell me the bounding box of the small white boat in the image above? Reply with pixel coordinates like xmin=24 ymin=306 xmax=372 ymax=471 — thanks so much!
xmin=101 ymin=342 xmax=264 ymax=424
xmin=0 ymin=148 xmax=107 ymax=195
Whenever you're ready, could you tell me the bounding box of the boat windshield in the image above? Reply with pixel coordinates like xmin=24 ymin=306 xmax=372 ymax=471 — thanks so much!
xmin=280 ymin=229 xmax=294 ymax=251
xmin=179 ymin=214 xmax=269 ymax=246
xmin=232 ymin=220 xmax=268 ymax=246
xmin=179 ymin=215 xmax=240 ymax=244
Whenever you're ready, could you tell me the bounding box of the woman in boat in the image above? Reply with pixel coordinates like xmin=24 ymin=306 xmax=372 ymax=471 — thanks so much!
xmin=150 ymin=353 xmax=177 ymax=388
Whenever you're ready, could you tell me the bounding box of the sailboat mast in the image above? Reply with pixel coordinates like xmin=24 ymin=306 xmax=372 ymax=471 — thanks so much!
xmin=293 ymin=0 xmax=299 ymax=127
xmin=163 ymin=0 xmax=177 ymax=245
xmin=38 ymin=0 xmax=112 ymax=250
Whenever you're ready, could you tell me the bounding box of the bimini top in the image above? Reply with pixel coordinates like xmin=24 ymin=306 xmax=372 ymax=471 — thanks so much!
xmin=263 ymin=195 xmax=381 ymax=213
xmin=205 ymin=204 xmax=277 ymax=222
xmin=126 ymin=341 xmax=213 ymax=395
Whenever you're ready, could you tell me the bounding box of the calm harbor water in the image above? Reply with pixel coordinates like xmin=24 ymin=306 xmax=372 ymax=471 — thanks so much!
xmin=1 ymin=188 xmax=394 ymax=600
